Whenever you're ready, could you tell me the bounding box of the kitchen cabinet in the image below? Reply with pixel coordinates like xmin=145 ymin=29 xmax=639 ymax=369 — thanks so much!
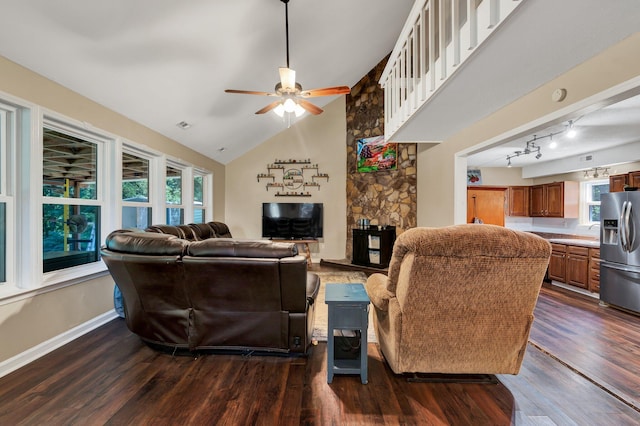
xmin=609 ymin=170 xmax=640 ymax=192
xmin=629 ymin=171 xmax=640 ymax=188
xmin=548 ymin=242 xmax=600 ymax=293
xmin=467 ymin=187 xmax=507 ymax=226
xmin=508 ymin=186 xmax=529 ymax=216
xmin=589 ymin=248 xmax=601 ymax=293
xmin=566 ymin=245 xmax=589 ymax=289
xmin=609 ymin=174 xmax=628 ymax=192
xmin=548 ymin=243 xmax=567 ymax=282
xmin=529 ymin=181 xmax=579 ymax=218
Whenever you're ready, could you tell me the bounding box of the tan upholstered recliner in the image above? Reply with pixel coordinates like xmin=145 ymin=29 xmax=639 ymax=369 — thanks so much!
xmin=365 ymin=224 xmax=551 ymax=375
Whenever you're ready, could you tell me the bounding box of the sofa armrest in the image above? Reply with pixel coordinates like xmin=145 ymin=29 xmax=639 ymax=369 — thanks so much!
xmin=365 ymin=273 xmax=394 ymax=312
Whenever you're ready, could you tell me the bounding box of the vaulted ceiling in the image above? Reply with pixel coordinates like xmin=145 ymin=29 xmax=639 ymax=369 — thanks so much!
xmin=0 ymin=0 xmax=413 ymax=164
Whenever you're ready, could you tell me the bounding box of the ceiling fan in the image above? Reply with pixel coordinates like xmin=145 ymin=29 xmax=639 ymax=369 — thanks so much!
xmin=225 ymin=0 xmax=351 ymax=117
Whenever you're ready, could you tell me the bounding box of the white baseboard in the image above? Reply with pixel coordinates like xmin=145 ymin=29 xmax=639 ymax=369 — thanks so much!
xmin=0 ymin=310 xmax=119 ymax=379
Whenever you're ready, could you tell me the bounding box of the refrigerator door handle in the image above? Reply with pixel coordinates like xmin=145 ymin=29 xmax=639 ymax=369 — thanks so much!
xmin=620 ymin=201 xmax=628 ymax=252
xmin=624 ymin=201 xmax=633 ymax=252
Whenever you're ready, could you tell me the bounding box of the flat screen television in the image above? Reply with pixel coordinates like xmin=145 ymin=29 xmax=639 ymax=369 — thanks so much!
xmin=262 ymin=202 xmax=323 ymax=240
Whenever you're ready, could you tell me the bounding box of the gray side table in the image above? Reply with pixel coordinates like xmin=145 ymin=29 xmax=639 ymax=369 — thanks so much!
xmin=325 ymin=283 xmax=370 ymax=384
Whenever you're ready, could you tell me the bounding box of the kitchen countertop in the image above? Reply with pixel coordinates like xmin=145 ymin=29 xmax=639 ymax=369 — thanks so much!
xmin=525 ymin=231 xmax=600 ymax=248
xmin=547 ymin=238 xmax=600 ymax=248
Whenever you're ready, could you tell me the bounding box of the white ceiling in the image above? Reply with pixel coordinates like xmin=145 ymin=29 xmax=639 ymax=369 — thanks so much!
xmin=467 ymin=93 xmax=640 ymax=170
xmin=1 ymin=0 xmax=638 ymax=170
xmin=0 ymin=0 xmax=413 ymax=164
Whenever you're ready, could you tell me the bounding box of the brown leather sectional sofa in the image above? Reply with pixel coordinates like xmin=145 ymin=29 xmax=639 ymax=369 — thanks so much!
xmin=101 ymin=222 xmax=320 ymax=354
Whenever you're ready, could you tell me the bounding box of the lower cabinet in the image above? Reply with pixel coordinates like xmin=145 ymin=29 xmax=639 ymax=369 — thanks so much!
xmin=566 ymin=246 xmax=589 ymax=289
xmin=548 ymin=244 xmax=567 ymax=282
xmin=548 ymin=242 xmax=600 ymax=293
xmin=589 ymin=248 xmax=601 ymax=293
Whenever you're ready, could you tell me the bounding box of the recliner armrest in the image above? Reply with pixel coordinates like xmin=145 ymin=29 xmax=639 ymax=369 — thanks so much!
xmin=365 ymin=273 xmax=394 ymax=311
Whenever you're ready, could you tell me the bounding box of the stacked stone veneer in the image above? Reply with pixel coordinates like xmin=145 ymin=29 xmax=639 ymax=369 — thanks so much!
xmin=345 ymin=55 xmax=417 ymax=259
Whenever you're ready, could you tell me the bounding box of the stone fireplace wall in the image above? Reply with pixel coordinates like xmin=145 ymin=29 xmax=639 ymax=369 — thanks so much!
xmin=345 ymin=56 xmax=417 ymax=259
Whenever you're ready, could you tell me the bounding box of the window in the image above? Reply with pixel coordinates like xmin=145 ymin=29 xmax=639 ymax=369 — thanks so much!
xmin=165 ymin=164 xmax=184 ymax=225
xmin=193 ymin=173 xmax=205 ymax=223
xmin=0 ymin=93 xmax=213 ymax=295
xmin=42 ymin=126 xmax=101 ymax=272
xmin=122 ymin=151 xmax=152 ymax=229
xmin=582 ymin=179 xmax=609 ymax=224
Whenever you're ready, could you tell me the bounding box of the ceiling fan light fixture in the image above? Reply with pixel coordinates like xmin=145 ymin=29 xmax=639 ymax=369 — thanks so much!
xmin=293 ymin=103 xmax=305 ymax=117
xmin=274 ymin=103 xmax=286 ymax=117
xmin=283 ymin=98 xmax=297 ymax=113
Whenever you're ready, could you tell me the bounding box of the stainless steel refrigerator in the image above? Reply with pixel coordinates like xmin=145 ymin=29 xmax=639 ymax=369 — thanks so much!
xmin=600 ymin=191 xmax=640 ymax=314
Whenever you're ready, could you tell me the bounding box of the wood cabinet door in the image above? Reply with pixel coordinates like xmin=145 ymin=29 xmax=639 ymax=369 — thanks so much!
xmin=545 ymin=182 xmax=565 ymax=217
xmin=508 ymin=186 xmax=529 ymax=216
xmin=567 ymin=254 xmax=589 ymax=289
xmin=529 ymin=185 xmax=545 ymax=216
xmin=629 ymin=171 xmax=640 ymax=189
xmin=609 ymin=174 xmax=628 ymax=192
xmin=467 ymin=187 xmax=506 ymax=226
xmin=589 ymin=248 xmax=601 ymax=293
xmin=548 ymin=245 xmax=566 ymax=282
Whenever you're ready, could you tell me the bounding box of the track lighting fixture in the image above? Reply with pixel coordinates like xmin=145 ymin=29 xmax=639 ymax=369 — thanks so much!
xmin=584 ymin=167 xmax=609 ymax=179
xmin=506 ymin=137 xmax=543 ymax=166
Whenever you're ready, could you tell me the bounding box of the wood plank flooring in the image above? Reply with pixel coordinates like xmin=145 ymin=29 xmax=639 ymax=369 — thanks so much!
xmin=0 ymin=283 xmax=639 ymax=425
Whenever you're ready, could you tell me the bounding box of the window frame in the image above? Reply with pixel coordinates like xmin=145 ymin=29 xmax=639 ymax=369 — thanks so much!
xmin=165 ymin=160 xmax=188 ymax=225
xmin=40 ymin=115 xmax=111 ymax=286
xmin=121 ymin=145 xmax=157 ymax=230
xmin=580 ymin=178 xmax=609 ymax=226
xmin=193 ymin=169 xmax=208 ymax=223
xmin=0 ymin=102 xmax=17 ymax=287
xmin=0 ymin=92 xmax=214 ymax=300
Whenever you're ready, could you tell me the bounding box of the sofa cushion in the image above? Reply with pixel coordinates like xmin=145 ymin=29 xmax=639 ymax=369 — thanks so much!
xmin=105 ymin=231 xmax=188 ymax=256
xmin=188 ymin=223 xmax=216 ymax=240
xmin=187 ymin=239 xmax=297 ymax=258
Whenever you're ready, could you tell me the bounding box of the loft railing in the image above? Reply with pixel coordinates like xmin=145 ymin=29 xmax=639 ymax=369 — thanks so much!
xmin=380 ymin=0 xmax=523 ymax=140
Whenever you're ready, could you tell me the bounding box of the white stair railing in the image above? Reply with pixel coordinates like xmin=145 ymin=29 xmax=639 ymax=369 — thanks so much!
xmin=381 ymin=0 xmax=524 ymax=140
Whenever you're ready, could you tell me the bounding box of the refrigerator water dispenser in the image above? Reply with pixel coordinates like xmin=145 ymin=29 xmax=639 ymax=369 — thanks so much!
xmin=602 ymin=219 xmax=619 ymax=245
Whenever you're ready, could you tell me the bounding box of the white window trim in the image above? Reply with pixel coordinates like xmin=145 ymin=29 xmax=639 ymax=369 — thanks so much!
xmin=193 ymin=168 xmax=212 ymax=223
xmin=0 ymin=103 xmax=16 ymax=287
xmin=580 ymin=178 xmax=609 ymax=226
xmin=0 ymin=90 xmax=214 ymax=301
xmin=39 ymin=115 xmax=113 ymax=287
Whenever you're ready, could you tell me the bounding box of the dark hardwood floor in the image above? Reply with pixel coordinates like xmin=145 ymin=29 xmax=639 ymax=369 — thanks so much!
xmin=1 ymin=271 xmax=639 ymax=425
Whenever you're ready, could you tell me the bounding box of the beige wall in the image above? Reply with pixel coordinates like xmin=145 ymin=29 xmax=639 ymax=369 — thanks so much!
xmin=0 ymin=55 xmax=226 ymax=365
xmin=225 ymin=97 xmax=347 ymax=261
xmin=418 ymin=33 xmax=640 ymax=226
xmin=474 ymin=167 xmax=534 ymax=187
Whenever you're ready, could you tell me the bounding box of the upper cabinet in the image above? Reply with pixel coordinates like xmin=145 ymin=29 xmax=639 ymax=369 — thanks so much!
xmin=529 ymin=182 xmax=579 ymax=218
xmin=507 ymin=186 xmax=529 ymax=217
xmin=609 ymin=170 xmax=640 ymax=192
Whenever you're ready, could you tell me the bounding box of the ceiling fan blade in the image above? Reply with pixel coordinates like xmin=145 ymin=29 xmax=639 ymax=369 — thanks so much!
xmin=300 ymin=86 xmax=351 ymax=97
xmin=225 ymin=89 xmax=278 ymax=97
xmin=279 ymin=67 xmax=296 ymax=91
xmin=297 ymin=99 xmax=323 ymax=115
xmin=255 ymin=101 xmax=282 ymax=115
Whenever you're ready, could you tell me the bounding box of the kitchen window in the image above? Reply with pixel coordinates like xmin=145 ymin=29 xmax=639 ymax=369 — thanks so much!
xmin=582 ymin=179 xmax=609 ymax=225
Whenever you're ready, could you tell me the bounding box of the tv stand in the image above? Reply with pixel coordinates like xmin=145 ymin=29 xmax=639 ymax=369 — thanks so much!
xmin=271 ymin=239 xmax=316 ymax=267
